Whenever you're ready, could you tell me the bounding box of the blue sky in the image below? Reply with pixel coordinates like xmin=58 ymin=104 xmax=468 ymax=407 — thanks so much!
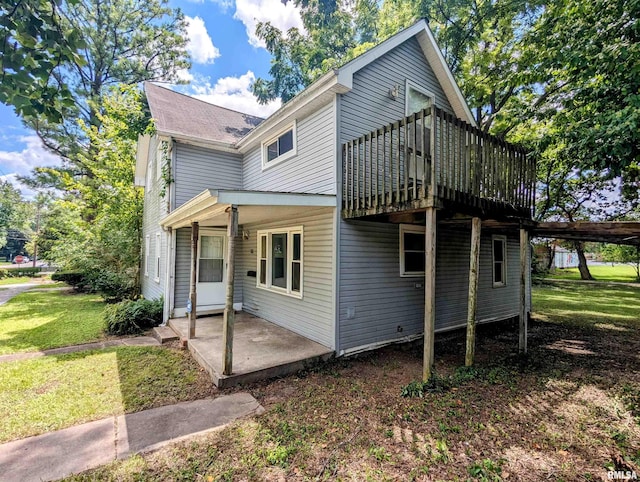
xmin=0 ymin=0 xmax=303 ymax=197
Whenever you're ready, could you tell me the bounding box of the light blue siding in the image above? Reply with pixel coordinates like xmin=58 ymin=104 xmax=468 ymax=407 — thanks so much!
xmin=338 ymin=221 xmax=521 ymax=352
xmin=238 ymin=209 xmax=335 ymax=349
xmin=140 ymin=136 xmax=167 ymax=302
xmin=174 ymin=143 xmax=242 ymax=207
xmin=242 ymin=102 xmax=335 ymax=194
xmin=339 ymin=36 xmax=453 ymax=145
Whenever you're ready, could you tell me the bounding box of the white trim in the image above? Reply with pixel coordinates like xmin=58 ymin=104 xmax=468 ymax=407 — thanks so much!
xmin=261 ymin=121 xmax=297 ymax=170
xmin=492 ymin=235 xmax=507 ymax=287
xmin=144 ymin=235 xmax=150 ymax=277
xmin=405 ymin=79 xmax=436 ymax=116
xmin=154 ymin=232 xmax=161 ymax=283
xmin=160 ymin=189 xmax=336 ymax=229
xmin=256 ymin=226 xmax=304 ymax=299
xmin=135 ymin=134 xmax=151 ymax=187
xmin=399 ymin=224 xmax=426 ymax=277
xmin=174 ymin=302 xmax=242 ymax=318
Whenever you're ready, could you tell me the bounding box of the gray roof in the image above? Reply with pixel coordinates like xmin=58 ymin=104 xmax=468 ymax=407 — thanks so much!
xmin=144 ymin=82 xmax=263 ymax=145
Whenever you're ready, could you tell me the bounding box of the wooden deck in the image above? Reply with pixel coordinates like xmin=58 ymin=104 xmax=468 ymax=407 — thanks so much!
xmin=342 ymin=105 xmax=535 ymax=220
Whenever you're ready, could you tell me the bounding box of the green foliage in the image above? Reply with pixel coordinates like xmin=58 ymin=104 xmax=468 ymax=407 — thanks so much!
xmin=0 ymin=181 xmax=28 ymax=249
xmin=467 ymin=458 xmax=504 ymax=481
xmin=0 ymin=267 xmax=42 ymax=279
xmin=401 ymin=366 xmax=515 ymax=397
xmin=0 ymin=0 xmax=83 ymax=123
xmin=51 ymin=271 xmax=87 ymax=288
xmin=103 ymin=298 xmax=163 ymax=335
xmin=601 ymin=244 xmax=640 ymax=281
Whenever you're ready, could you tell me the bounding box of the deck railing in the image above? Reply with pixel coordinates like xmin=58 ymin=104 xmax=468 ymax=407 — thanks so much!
xmin=342 ymin=105 xmax=536 ymax=218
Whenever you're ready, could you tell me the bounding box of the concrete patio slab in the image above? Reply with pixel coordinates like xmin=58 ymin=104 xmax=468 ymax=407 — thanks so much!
xmin=169 ymin=312 xmax=334 ymax=388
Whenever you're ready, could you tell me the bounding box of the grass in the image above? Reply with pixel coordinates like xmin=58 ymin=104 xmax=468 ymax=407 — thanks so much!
xmin=0 ymin=290 xmax=106 ymax=355
xmin=0 ymin=276 xmax=35 ymax=286
xmin=0 ymin=346 xmax=216 ymax=443
xmin=66 ymin=281 xmax=640 ymax=481
xmin=547 ymin=263 xmax=639 ymax=283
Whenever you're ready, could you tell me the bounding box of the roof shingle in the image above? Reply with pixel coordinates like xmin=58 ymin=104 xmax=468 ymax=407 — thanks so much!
xmin=144 ymin=82 xmax=263 ymax=145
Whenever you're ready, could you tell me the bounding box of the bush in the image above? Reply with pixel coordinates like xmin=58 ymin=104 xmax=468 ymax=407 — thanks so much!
xmin=103 ymin=298 xmax=163 ymax=335
xmin=0 ymin=267 xmax=42 ymax=279
xmin=51 ymin=271 xmax=87 ymax=289
xmin=85 ymin=270 xmax=135 ymax=302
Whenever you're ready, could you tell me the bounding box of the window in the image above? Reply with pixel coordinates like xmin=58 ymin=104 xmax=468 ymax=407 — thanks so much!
xmin=144 ymin=235 xmax=150 ymax=277
xmin=262 ymin=123 xmax=297 ymax=168
xmin=257 ymin=227 xmax=303 ymax=297
xmin=400 ymin=224 xmax=425 ymax=277
xmin=199 ymin=235 xmax=224 ymax=283
xmin=492 ymin=235 xmax=507 ymax=287
xmin=154 ymin=233 xmax=161 ymax=283
xmin=405 ymin=81 xmax=435 ymax=181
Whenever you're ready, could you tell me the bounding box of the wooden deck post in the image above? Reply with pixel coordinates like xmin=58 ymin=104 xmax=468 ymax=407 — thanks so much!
xmin=519 ymin=228 xmax=528 ymax=353
xmin=188 ymin=221 xmax=199 ymax=340
xmin=423 ymin=207 xmax=437 ymax=381
xmin=222 ymin=205 xmax=238 ymax=376
xmin=465 ymin=217 xmax=481 ymax=366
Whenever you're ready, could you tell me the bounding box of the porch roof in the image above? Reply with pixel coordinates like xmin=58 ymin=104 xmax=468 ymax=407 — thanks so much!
xmin=160 ymin=189 xmax=336 ymax=229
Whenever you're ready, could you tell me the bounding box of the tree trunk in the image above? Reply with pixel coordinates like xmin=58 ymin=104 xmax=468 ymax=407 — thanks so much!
xmin=574 ymin=242 xmax=594 ymax=280
xmin=546 ymin=243 xmax=555 ymax=271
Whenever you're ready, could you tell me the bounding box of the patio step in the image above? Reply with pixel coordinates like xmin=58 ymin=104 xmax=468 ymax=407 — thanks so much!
xmin=152 ymin=325 xmax=180 ymax=344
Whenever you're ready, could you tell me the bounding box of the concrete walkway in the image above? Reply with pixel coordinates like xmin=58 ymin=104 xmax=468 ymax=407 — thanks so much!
xmin=0 ymin=336 xmax=161 ymax=363
xmin=0 ymin=282 xmax=39 ymax=305
xmin=0 ymin=393 xmax=264 ymax=482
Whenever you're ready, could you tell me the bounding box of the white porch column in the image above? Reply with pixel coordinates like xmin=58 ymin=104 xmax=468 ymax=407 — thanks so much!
xmin=519 ymin=228 xmax=529 ymax=353
xmin=465 ymin=217 xmax=481 ymax=366
xmin=423 ymin=207 xmax=437 ymax=381
xmin=188 ymin=221 xmax=199 ymax=339
xmin=222 ymin=205 xmax=238 ymax=376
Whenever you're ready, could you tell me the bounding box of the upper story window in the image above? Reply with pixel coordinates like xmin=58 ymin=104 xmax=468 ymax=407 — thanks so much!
xmin=492 ymin=235 xmax=507 ymax=287
xmin=262 ymin=122 xmax=297 ymax=169
xmin=405 ymin=80 xmax=435 ymax=116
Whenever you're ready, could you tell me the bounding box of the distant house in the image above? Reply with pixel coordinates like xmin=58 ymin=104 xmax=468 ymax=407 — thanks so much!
xmin=135 ymin=20 xmax=535 ymax=382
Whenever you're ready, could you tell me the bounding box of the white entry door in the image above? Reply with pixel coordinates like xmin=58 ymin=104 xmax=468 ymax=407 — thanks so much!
xmin=197 ymin=231 xmax=226 ymax=310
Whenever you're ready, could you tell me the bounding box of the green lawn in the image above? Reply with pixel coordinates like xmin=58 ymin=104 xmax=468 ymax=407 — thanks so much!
xmin=532 ymin=280 xmax=640 ymax=330
xmin=547 ymin=263 xmax=639 ymax=283
xmin=0 ymin=276 xmax=36 ymax=286
xmin=0 ymin=346 xmax=215 ymax=443
xmin=0 ymin=290 xmax=106 ymax=355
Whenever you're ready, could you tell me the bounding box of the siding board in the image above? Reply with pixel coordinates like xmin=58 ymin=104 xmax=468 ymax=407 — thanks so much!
xmin=239 ymin=209 xmax=335 ymax=348
xmin=242 ymin=103 xmax=335 ymax=194
xmin=338 ymin=220 xmax=521 ymax=351
xmin=174 ymin=143 xmax=242 ymax=207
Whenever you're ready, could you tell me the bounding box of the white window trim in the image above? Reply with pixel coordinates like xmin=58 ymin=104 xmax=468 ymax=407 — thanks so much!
xmin=256 ymin=226 xmax=303 ymax=299
xmin=261 ymin=121 xmax=297 ymax=170
xmin=144 ymin=235 xmax=150 ymax=277
xmin=492 ymin=235 xmax=507 ymax=287
xmin=154 ymin=232 xmax=161 ymax=283
xmin=400 ymin=224 xmax=425 ymax=277
xmin=405 ymin=79 xmax=436 ymax=116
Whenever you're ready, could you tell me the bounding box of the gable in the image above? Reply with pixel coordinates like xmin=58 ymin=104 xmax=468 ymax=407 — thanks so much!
xmin=340 ymin=36 xmax=454 ymax=143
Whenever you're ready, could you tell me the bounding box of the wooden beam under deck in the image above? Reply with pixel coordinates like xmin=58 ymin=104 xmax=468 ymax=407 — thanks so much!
xmin=465 ymin=217 xmax=481 ymax=367
xmin=188 ymin=221 xmax=199 ymax=340
xmin=222 ymin=205 xmax=238 ymax=376
xmin=423 ymin=207 xmax=437 ymax=381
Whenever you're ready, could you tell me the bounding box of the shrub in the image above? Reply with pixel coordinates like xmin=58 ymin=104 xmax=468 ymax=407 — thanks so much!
xmin=0 ymin=267 xmax=42 ymax=279
xmin=103 ymin=298 xmax=163 ymax=335
xmin=85 ymin=269 xmax=135 ymax=302
xmin=51 ymin=271 xmax=87 ymax=289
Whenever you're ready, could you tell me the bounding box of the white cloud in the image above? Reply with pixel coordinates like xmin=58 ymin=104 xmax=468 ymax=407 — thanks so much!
xmin=233 ymin=0 xmax=304 ymax=48
xmin=185 ymin=16 xmax=220 ymax=64
xmin=191 ymin=71 xmax=281 ymax=118
xmin=211 ymin=0 xmax=233 ymax=12
xmin=0 ymin=173 xmax=37 ymax=199
xmin=0 ymin=135 xmax=61 ymax=177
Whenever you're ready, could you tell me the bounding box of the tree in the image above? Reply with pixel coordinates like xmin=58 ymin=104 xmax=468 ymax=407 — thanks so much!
xmin=23 ymin=0 xmax=189 ymax=187
xmin=601 ymin=244 xmax=640 ymax=281
xmin=0 ymin=0 xmax=83 ymax=122
xmin=253 ymin=0 xmax=378 ymax=104
xmin=0 ymin=180 xmax=28 ymax=249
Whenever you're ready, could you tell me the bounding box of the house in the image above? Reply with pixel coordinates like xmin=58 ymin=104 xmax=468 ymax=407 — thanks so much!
xmin=135 ymin=20 xmax=536 ymax=386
